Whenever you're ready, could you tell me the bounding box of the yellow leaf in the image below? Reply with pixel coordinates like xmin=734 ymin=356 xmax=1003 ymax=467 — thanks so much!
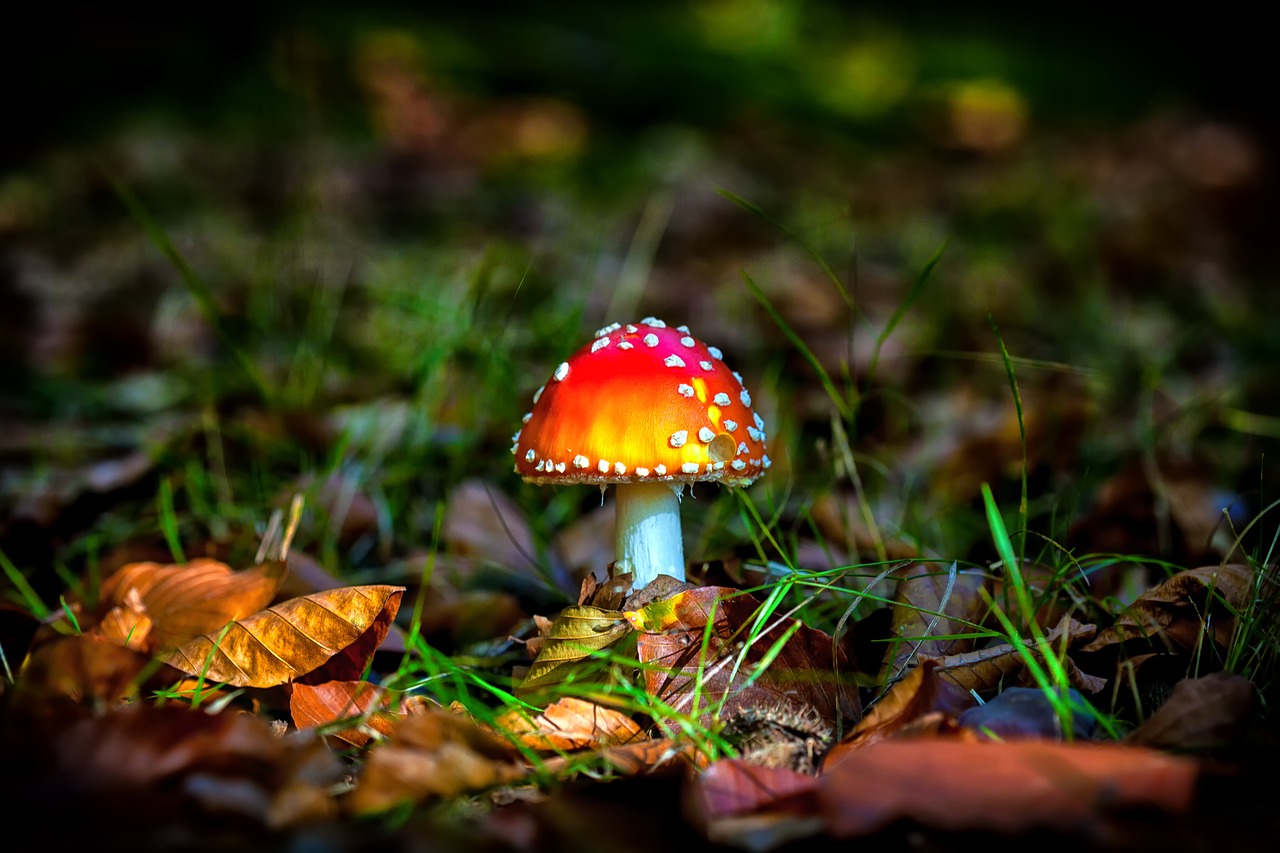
xmin=518 ymin=606 xmax=631 ymax=691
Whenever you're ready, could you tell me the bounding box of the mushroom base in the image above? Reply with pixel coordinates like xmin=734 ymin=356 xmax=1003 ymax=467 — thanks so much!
xmin=614 ymin=481 xmax=686 ymax=588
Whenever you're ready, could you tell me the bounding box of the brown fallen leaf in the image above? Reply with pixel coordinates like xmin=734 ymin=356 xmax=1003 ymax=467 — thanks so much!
xmin=493 ymin=696 xmax=644 ymax=752
xmin=924 ymin=615 xmax=1106 ymax=695
xmin=159 ymin=584 xmax=404 ymax=688
xmin=878 ymin=562 xmax=991 ymax=683
xmin=1126 ymin=671 xmax=1259 ymax=751
xmin=290 ymin=680 xmax=423 ymax=749
xmin=8 ymin=703 xmax=341 ymax=841
xmin=13 ymin=633 xmax=161 ymax=709
xmin=98 ymin=557 xmax=287 ymax=651
xmin=818 ymin=738 xmax=1198 ymax=837
xmin=346 ymin=709 xmax=528 ymax=814
xmin=826 ymin=659 xmax=975 ymax=764
xmin=628 ymin=587 xmax=861 ymax=735
xmin=690 ymin=758 xmax=820 ymax=820
xmin=1083 ymin=563 xmax=1255 ymax=653
xmin=539 ymin=736 xmax=704 ymax=777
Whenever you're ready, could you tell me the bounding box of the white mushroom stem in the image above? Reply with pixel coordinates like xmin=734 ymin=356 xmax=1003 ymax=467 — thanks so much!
xmin=614 ymin=481 xmax=686 ymax=588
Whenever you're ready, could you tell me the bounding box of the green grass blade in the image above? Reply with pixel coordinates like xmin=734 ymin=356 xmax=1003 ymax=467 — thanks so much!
xmin=988 ymin=313 xmax=1028 ymax=568
xmin=0 ymin=547 xmax=50 ymax=618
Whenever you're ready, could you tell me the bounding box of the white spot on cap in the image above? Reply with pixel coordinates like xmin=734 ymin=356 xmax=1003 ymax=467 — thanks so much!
xmin=737 ymin=442 xmax=749 ymax=454
xmin=700 ymin=361 xmax=713 ymax=371
xmin=707 ymin=346 xmax=723 ymax=360
xmin=525 ymin=449 xmax=536 ymax=462
xmin=682 ymin=462 xmax=700 ymax=474
xmin=598 ymin=459 xmax=610 ymax=473
xmin=733 ymin=371 xmax=744 ymax=385
xmin=748 ymin=426 xmax=763 ymax=442
xmin=554 ymin=362 xmax=570 ymax=381
xmin=655 ymin=464 xmax=667 ymax=476
xmin=536 ymin=460 xmax=545 ymax=471
xmin=704 ymin=463 xmax=714 ymax=473
xmin=512 ymin=429 xmax=522 ymax=443
xmin=698 ymin=427 xmax=715 ymax=443
xmin=762 ymin=455 xmax=772 ymax=469
xmin=740 ymin=389 xmax=752 ymax=407
xmin=591 ymin=337 xmax=610 ymax=353
xmin=713 ymin=461 xmax=725 ymax=470
xmin=713 ymin=392 xmax=731 ymax=406
xmin=533 ymin=385 xmax=545 ymax=404
xmin=754 ymin=412 xmax=765 ymax=430
xmin=677 ymin=325 xmax=690 ymax=333
xmin=731 ymin=459 xmax=747 ymax=471
xmin=573 ymin=455 xmax=590 ymax=469
xmin=680 ymin=336 xmax=696 ymax=348
xmin=665 ymin=354 xmax=686 ymax=368
xmin=636 ymin=466 xmax=650 ymax=477
xmin=640 ymin=317 xmax=666 ymax=328
xmin=669 ymin=430 xmax=688 ymax=448
xmin=626 ymin=324 xmax=638 ymax=333
xmin=556 ymin=462 xmax=567 ymax=473
xmin=643 ymin=333 xmax=659 ymax=347
xmin=522 ymin=412 xmax=532 ymax=423
xmin=618 ymin=341 xmax=634 ymax=350
xmin=594 ymin=322 xmax=621 ymax=337
xmin=614 ymin=462 xmax=626 ymax=475
xmin=677 ymin=384 xmax=695 ymax=398
xmin=724 ymin=419 xmax=738 ymax=431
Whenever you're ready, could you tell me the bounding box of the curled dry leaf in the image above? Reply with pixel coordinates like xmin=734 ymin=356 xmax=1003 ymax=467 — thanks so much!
xmin=1126 ymin=671 xmax=1259 ymax=751
xmin=628 ymin=587 xmax=861 ymax=734
xmin=817 ymin=738 xmax=1198 ymax=837
xmin=690 ymin=758 xmax=820 ymax=820
xmin=347 ymin=709 xmax=527 ymax=814
xmin=826 ymin=659 xmax=975 ymax=765
xmin=13 ymin=633 xmax=159 ymax=709
xmin=290 ymin=680 xmax=425 ymax=749
xmin=518 ymin=605 xmax=631 ymax=692
xmin=159 ymin=584 xmax=404 ymax=688
xmin=924 ymin=615 xmax=1106 ymax=695
xmin=493 ymin=696 xmax=644 ymax=751
xmin=539 ymin=736 xmax=704 ymax=777
xmin=1082 ymin=563 xmax=1255 ymax=653
xmin=98 ymin=557 xmax=287 ymax=651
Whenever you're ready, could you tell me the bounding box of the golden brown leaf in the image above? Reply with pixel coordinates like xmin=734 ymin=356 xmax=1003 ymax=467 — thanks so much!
xmin=518 ymin=605 xmax=631 ymax=691
xmin=98 ymin=557 xmax=287 ymax=651
xmin=346 ymin=709 xmax=527 ymax=814
xmin=494 ymin=696 xmax=643 ymax=751
xmin=159 ymin=584 xmax=404 ymax=688
xmin=1083 ymin=563 xmax=1255 ymax=653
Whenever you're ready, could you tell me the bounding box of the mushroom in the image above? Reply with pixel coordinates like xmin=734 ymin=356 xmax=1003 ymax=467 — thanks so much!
xmin=512 ymin=318 xmax=769 ymax=590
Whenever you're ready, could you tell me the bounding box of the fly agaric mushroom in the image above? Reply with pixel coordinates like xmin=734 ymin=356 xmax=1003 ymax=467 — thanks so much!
xmin=512 ymin=318 xmax=769 ymax=590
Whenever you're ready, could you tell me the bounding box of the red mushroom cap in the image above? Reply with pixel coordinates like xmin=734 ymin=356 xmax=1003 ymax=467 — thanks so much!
xmin=512 ymin=319 xmax=769 ymax=487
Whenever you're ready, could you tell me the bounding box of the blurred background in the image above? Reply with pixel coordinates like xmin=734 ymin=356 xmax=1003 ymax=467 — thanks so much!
xmin=3 ymin=2 xmax=1277 ymax=628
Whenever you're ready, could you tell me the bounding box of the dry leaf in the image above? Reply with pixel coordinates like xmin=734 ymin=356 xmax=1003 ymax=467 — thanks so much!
xmin=98 ymin=557 xmax=287 ymax=651
xmin=1083 ymin=563 xmax=1255 ymax=653
xmin=518 ymin=605 xmax=632 ymax=691
xmin=290 ymin=680 xmax=420 ymax=749
xmin=628 ymin=587 xmax=861 ymax=734
xmin=1126 ymin=671 xmax=1259 ymax=750
xmin=494 ymin=696 xmax=643 ymax=751
xmin=818 ymin=738 xmax=1197 ymax=837
xmin=878 ymin=563 xmax=990 ymax=683
xmin=923 ymin=616 xmax=1105 ymax=695
xmin=826 ymin=659 xmax=975 ymax=764
xmin=159 ymin=584 xmax=404 ymax=688
xmin=347 ymin=709 xmax=527 ymax=814
xmin=690 ymin=758 xmax=820 ymax=819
